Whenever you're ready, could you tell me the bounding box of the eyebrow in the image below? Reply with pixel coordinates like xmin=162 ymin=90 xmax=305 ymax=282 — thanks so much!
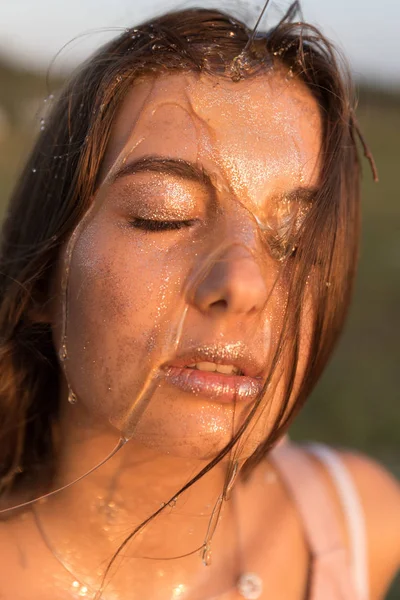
xmin=110 ymin=155 xmax=212 ymax=187
xmin=110 ymin=154 xmax=318 ymax=204
xmin=278 ymin=187 xmax=319 ymax=204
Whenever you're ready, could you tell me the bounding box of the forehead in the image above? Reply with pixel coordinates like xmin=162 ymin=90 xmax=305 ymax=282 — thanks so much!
xmin=103 ymin=70 xmax=322 ymax=202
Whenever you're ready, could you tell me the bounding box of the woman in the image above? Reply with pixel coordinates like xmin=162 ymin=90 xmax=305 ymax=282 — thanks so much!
xmin=0 ymin=4 xmax=398 ymax=599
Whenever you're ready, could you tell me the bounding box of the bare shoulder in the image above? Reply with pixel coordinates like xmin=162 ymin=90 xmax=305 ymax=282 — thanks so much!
xmin=337 ymin=449 xmax=400 ymax=599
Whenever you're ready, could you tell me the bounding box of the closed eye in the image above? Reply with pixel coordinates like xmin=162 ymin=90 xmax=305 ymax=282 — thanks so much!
xmin=129 ymin=218 xmax=198 ymax=231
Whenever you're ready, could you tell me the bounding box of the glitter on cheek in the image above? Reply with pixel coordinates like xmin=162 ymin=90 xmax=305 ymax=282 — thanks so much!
xmin=60 ymin=200 xmax=193 ymax=434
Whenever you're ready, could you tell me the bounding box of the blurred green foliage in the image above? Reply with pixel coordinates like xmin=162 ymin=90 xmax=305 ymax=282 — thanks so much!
xmin=0 ymin=58 xmax=398 ymax=597
xmin=290 ymin=88 xmax=400 ymax=467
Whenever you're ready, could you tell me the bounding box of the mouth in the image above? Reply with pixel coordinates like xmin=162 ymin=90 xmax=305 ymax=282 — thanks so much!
xmin=163 ymin=346 xmax=265 ymax=404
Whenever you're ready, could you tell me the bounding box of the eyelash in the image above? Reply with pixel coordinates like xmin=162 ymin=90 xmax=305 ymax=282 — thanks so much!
xmin=129 ymin=218 xmax=198 ymax=231
xmin=128 ymin=220 xmax=301 ymax=268
xmin=129 ymin=219 xmax=300 ymax=262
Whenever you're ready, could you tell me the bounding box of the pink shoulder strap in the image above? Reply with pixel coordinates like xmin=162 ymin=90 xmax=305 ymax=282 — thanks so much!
xmin=306 ymin=443 xmax=369 ymax=600
xmin=269 ymin=441 xmax=360 ymax=600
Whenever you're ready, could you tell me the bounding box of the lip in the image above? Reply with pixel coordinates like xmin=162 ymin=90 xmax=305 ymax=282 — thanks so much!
xmin=164 ymin=366 xmax=263 ymax=403
xmin=163 ymin=344 xmax=265 ymax=404
xmin=168 ymin=345 xmax=264 ymax=379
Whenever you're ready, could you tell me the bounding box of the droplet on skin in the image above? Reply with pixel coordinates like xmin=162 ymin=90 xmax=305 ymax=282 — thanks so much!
xmin=68 ymin=390 xmax=78 ymax=405
xmin=172 ymin=584 xmax=187 ymax=598
xmin=202 ymin=546 xmax=212 ymax=566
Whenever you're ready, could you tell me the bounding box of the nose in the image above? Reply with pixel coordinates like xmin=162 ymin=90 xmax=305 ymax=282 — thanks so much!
xmin=191 ymin=244 xmax=268 ymax=317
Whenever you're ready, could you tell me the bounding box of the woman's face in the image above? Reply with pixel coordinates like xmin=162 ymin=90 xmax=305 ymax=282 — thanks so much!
xmin=53 ymin=69 xmax=322 ymax=459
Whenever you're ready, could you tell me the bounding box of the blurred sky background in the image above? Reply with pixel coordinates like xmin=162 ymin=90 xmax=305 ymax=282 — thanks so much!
xmin=0 ymin=0 xmax=399 ymax=86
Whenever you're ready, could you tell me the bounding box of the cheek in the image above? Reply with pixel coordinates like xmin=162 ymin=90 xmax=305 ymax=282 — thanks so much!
xmin=69 ymin=228 xmax=158 ymax=349
xmin=58 ymin=220 xmax=190 ymax=431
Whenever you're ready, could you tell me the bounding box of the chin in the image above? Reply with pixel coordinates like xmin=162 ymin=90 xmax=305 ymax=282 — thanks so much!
xmin=124 ymin=386 xmax=273 ymax=462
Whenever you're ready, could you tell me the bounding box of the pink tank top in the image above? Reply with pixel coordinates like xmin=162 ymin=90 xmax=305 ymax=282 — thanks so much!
xmin=269 ymin=441 xmax=369 ymax=600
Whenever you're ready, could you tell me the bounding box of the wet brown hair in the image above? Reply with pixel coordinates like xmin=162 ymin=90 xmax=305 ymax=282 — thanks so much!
xmin=0 ymin=2 xmax=374 ymax=511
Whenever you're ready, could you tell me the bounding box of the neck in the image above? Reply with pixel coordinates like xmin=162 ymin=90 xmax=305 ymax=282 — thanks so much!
xmin=34 ymin=400 xmax=240 ymax=597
